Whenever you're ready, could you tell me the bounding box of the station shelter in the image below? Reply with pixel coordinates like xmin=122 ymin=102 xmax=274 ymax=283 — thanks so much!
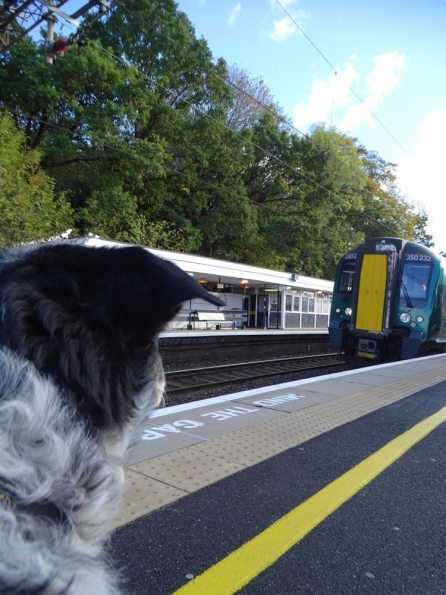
xmin=76 ymin=237 xmax=333 ymax=331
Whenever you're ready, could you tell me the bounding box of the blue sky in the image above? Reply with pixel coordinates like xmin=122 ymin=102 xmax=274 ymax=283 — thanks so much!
xmin=174 ymin=0 xmax=446 ymax=253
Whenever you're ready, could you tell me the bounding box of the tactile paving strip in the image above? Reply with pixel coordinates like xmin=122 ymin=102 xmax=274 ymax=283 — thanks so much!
xmin=112 ymin=469 xmax=189 ymax=528
xmin=113 ymin=361 xmax=446 ymax=528
xmin=128 ymin=449 xmax=247 ymax=492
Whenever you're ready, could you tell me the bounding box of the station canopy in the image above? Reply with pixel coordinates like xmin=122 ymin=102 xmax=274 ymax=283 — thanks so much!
xmin=78 ymin=237 xmax=334 ymax=294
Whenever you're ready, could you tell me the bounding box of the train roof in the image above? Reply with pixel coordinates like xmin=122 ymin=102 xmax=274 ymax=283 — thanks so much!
xmin=70 ymin=237 xmax=334 ymax=293
xmin=346 ymin=237 xmax=442 ymax=258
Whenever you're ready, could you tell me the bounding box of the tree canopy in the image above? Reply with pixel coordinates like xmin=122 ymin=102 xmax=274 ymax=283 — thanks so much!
xmin=0 ymin=112 xmax=72 ymax=246
xmin=0 ymin=0 xmax=432 ymax=278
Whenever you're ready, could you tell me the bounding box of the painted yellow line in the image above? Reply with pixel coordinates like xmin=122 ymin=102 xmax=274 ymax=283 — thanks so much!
xmin=173 ymin=406 xmax=446 ymax=595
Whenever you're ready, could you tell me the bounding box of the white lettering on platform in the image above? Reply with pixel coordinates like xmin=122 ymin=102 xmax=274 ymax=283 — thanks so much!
xmin=141 ymin=406 xmax=262 ymax=441
xmin=252 ymin=394 xmax=305 ymax=407
xmin=200 ymin=406 xmax=258 ymax=421
xmin=142 ymin=419 xmax=204 ymax=440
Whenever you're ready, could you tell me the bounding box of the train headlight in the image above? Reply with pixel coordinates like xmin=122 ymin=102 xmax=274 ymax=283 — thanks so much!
xmin=399 ymin=312 xmax=411 ymax=323
xmin=416 ymin=316 xmax=424 ymax=323
xmin=335 ymin=308 xmax=341 ymax=313
xmin=344 ymin=307 xmax=352 ymax=316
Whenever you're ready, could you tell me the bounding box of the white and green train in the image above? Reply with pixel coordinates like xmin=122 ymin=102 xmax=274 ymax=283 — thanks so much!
xmin=329 ymin=238 xmax=446 ymax=362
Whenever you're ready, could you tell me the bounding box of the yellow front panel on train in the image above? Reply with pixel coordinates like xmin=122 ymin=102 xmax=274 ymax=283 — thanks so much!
xmin=356 ymin=254 xmax=387 ymax=332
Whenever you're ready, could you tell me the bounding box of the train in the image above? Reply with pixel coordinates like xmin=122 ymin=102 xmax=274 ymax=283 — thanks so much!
xmin=329 ymin=237 xmax=446 ymax=362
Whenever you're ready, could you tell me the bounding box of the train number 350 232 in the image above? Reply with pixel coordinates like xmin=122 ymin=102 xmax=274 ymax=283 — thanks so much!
xmin=405 ymin=254 xmax=432 ymax=261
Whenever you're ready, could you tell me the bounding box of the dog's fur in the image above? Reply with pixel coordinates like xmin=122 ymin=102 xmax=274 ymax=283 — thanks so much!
xmin=0 ymin=242 xmax=223 ymax=594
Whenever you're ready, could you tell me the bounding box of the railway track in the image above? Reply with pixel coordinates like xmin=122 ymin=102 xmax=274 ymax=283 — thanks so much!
xmin=165 ymin=353 xmax=345 ymax=396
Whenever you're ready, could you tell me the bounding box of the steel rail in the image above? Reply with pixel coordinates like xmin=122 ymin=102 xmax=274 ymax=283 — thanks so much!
xmin=164 ymin=353 xmax=344 ymax=396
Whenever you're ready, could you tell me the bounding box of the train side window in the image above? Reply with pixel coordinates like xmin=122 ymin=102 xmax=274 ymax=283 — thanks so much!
xmin=338 ymin=261 xmax=355 ymax=292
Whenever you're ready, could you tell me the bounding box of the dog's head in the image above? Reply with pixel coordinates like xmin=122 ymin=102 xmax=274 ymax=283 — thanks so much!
xmin=0 ymin=242 xmax=223 ymax=428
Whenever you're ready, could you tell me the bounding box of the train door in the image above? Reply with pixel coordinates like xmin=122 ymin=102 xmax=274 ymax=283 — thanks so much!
xmin=355 ymin=254 xmax=388 ymax=332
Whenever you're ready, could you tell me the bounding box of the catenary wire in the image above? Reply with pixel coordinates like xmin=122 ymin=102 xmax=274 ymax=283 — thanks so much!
xmin=6 ymin=11 xmax=404 ymax=235
xmin=115 ymin=0 xmax=412 ymax=217
xmin=87 ymin=34 xmax=401 ymax=240
xmin=45 ymin=2 xmax=403 ymax=200
xmin=273 ymin=0 xmax=410 ymax=156
xmin=7 ymin=103 xmax=397 ymax=235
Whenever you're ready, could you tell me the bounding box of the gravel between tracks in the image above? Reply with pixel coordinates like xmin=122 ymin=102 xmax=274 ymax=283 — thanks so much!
xmin=161 ymin=350 xmax=336 ymax=372
xmin=161 ymin=359 xmax=353 ymax=408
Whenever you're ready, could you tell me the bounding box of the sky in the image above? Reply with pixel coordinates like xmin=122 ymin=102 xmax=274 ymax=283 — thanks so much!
xmin=173 ymin=0 xmax=446 ymax=254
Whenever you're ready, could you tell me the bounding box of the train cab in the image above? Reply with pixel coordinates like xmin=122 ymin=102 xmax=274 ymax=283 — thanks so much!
xmin=329 ymin=237 xmax=446 ymax=362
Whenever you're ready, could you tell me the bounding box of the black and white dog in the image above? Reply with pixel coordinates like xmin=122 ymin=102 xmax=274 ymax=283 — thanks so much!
xmin=0 ymin=242 xmax=223 ymax=594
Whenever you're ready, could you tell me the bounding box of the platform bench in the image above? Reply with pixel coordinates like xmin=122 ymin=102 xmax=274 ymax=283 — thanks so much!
xmin=187 ymin=311 xmax=234 ymax=330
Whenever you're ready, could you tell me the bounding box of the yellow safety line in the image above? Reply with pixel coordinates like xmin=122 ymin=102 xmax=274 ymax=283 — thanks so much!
xmin=173 ymin=406 xmax=446 ymax=595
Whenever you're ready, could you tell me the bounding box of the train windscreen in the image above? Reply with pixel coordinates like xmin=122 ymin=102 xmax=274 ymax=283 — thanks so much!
xmin=337 ymin=260 xmax=355 ymax=293
xmin=399 ymin=261 xmax=432 ymax=304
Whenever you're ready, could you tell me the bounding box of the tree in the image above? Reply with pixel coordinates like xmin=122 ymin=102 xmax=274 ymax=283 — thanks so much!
xmin=406 ymin=206 xmax=434 ymax=248
xmin=352 ymin=150 xmax=433 ymax=245
xmin=0 ymin=1 xmax=259 ymax=256
xmin=240 ymin=120 xmax=368 ymax=278
xmin=225 ymin=65 xmax=286 ymax=131
xmin=0 ymin=111 xmax=73 ymax=246
xmin=0 ymin=1 xmax=432 ymax=273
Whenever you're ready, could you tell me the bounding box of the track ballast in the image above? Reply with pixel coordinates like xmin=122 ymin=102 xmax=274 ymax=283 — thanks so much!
xmin=164 ymin=353 xmax=345 ymax=401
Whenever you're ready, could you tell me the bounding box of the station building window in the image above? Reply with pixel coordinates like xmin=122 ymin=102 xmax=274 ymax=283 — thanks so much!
xmin=284 ymin=290 xmax=331 ymax=329
xmin=285 ymin=294 xmax=301 ymax=312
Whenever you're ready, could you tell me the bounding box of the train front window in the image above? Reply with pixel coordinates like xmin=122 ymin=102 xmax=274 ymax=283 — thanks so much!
xmin=337 ymin=261 xmax=355 ymax=293
xmin=400 ymin=262 xmax=432 ymax=304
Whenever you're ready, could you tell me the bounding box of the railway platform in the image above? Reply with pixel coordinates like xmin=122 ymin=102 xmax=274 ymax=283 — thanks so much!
xmin=111 ymin=354 xmax=446 ymax=594
xmin=159 ymin=328 xmax=330 ymax=364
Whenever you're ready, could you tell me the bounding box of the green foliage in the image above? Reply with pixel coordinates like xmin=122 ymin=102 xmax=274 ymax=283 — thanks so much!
xmin=0 ymin=112 xmax=73 ymax=246
xmin=79 ymin=185 xmax=190 ymax=250
xmin=0 ymin=1 xmax=433 ymax=277
xmin=349 ymin=150 xmax=434 ymax=251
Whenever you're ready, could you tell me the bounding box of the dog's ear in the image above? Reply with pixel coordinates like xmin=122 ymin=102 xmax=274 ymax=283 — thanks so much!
xmin=108 ymin=245 xmax=225 ymax=336
xmin=1 ymin=243 xmax=224 ymax=341
xmin=0 ymin=244 xmax=224 ymax=425
xmin=122 ymin=246 xmax=224 ymax=309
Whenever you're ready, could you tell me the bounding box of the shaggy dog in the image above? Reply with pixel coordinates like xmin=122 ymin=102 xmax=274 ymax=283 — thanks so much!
xmin=0 ymin=242 xmax=223 ymax=594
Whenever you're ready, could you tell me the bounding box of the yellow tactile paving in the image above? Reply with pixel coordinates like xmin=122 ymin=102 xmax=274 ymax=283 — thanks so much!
xmin=189 ymin=423 xmax=319 ymax=466
xmin=113 ymin=357 xmax=446 ymax=529
xmin=112 ymin=469 xmax=189 ymax=528
xmin=129 ymin=448 xmax=247 ymax=492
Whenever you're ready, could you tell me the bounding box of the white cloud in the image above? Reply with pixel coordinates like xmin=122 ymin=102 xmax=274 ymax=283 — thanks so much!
xmin=291 ymin=52 xmax=405 ymax=132
xmin=267 ymin=16 xmax=297 ymax=41
xmin=396 ymin=111 xmax=446 ymax=252
xmin=291 ymin=61 xmax=358 ymax=129
xmin=340 ymin=52 xmax=405 ymax=130
xmin=265 ymin=0 xmax=308 ymax=42
xmin=227 ymin=3 xmax=242 ymax=25
xmin=366 ymin=52 xmax=405 ymax=100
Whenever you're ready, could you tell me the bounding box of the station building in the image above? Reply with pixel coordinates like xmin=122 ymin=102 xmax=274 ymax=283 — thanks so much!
xmin=75 ymin=237 xmax=334 ymax=331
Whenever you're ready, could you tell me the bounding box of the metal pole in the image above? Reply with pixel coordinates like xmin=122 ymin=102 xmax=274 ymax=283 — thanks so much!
xmin=45 ymin=1 xmax=55 ymax=65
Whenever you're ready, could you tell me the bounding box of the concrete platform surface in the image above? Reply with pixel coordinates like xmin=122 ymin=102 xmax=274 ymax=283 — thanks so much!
xmin=113 ymin=354 xmax=446 ymax=528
